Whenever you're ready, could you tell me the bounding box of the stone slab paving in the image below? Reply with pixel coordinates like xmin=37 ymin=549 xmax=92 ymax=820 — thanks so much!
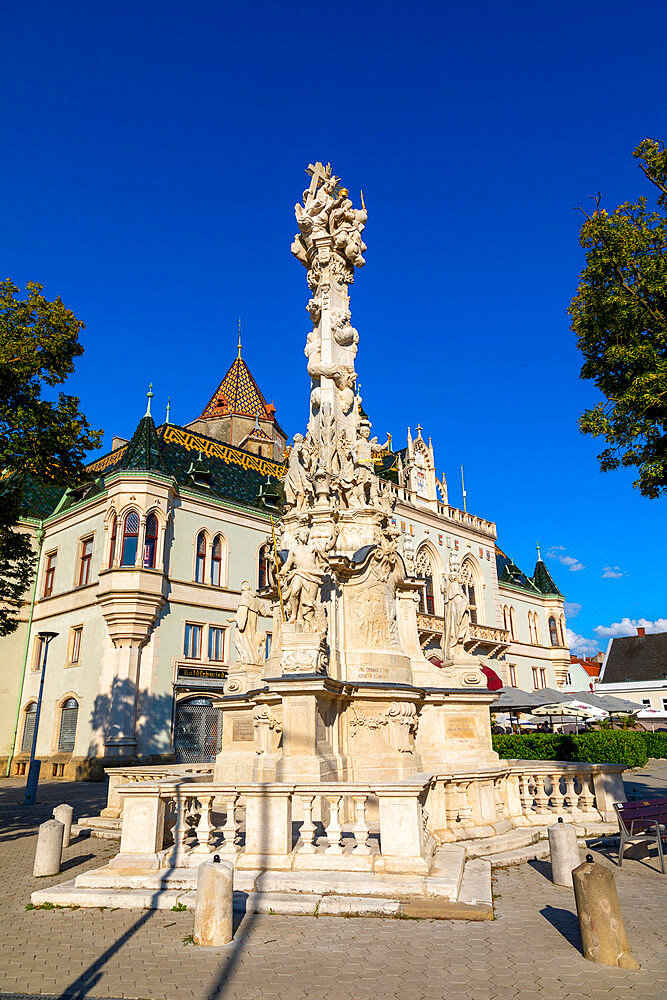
xmin=0 ymin=765 xmax=666 ymax=1000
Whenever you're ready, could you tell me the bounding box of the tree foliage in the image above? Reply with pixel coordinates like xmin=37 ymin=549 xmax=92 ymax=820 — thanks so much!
xmin=569 ymin=138 xmax=667 ymax=498
xmin=0 ymin=279 xmax=101 ymax=635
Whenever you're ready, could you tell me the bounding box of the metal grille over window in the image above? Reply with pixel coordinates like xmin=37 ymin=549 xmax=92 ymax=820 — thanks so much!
xmin=174 ymin=698 xmax=222 ymax=763
xmin=21 ymin=704 xmax=37 ymax=753
xmin=58 ymin=698 xmax=79 ymax=753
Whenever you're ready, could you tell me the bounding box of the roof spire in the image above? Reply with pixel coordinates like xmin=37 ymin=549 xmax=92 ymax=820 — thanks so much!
xmin=237 ymin=317 xmax=242 ymax=358
xmin=536 ymin=541 xmax=542 ymax=562
xmin=145 ymin=382 xmax=154 ymax=417
xmin=166 ymin=396 xmax=171 ymax=425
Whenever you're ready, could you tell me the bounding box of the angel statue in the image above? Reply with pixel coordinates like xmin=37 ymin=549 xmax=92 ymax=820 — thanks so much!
xmin=441 ymin=561 xmax=471 ymax=662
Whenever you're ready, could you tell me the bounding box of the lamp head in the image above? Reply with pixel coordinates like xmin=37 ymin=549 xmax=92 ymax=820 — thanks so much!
xmin=37 ymin=631 xmax=58 ymax=643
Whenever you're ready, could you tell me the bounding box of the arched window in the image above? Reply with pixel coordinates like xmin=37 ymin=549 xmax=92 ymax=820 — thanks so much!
xmin=509 ymin=606 xmax=517 ymax=641
xmin=534 ymin=615 xmax=541 ymax=645
xmin=58 ymin=698 xmax=79 ymax=753
xmin=195 ymin=531 xmax=206 ymax=583
xmin=548 ymin=615 xmax=559 ymax=646
xmin=21 ymin=702 xmax=37 ymax=754
xmin=174 ymin=697 xmax=222 ymax=763
xmin=108 ymin=514 xmax=118 ymax=568
xmin=416 ymin=548 xmax=436 ymax=615
xmin=528 ymin=612 xmax=537 ymax=644
xmin=258 ymin=543 xmax=272 ymax=590
xmin=121 ymin=511 xmax=140 ymax=566
xmin=143 ymin=513 xmax=158 ymax=569
xmin=211 ymin=535 xmax=223 ymax=587
xmin=502 ymin=606 xmax=509 ymax=633
xmin=461 ymin=558 xmax=482 ymax=625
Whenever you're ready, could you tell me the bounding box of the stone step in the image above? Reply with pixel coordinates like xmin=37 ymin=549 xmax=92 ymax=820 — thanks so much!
xmin=463 ymin=828 xmax=540 ymax=859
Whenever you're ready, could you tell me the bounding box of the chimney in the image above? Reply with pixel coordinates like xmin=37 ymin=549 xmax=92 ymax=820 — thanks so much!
xmin=636 ymin=627 xmax=646 ymax=637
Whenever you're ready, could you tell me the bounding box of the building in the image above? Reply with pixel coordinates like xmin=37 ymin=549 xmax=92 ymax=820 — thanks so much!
xmin=564 ymin=651 xmax=604 ymax=692
xmin=596 ymin=628 xmax=667 ymax=714
xmin=1 ymin=347 xmax=573 ymax=779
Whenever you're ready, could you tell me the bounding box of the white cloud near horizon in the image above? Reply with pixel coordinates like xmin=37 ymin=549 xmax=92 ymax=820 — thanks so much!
xmin=566 ymin=628 xmax=599 ymax=657
xmin=546 ymin=546 xmax=585 ymax=572
xmin=594 ymin=617 xmax=667 ymax=639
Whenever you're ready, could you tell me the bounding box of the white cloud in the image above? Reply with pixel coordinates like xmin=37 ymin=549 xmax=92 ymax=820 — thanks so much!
xmin=602 ymin=566 xmax=624 ymax=579
xmin=566 ymin=628 xmax=599 ymax=657
xmin=594 ymin=617 xmax=667 ymax=640
xmin=564 ymin=601 xmax=582 ymax=618
xmin=546 ymin=546 xmax=585 ymax=572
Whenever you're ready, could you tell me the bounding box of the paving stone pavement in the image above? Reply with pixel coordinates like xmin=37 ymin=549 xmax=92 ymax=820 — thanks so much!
xmin=0 ymin=765 xmax=666 ymax=1000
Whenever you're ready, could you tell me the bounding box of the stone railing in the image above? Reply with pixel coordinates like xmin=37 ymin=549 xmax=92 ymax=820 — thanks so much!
xmin=424 ymin=761 xmax=625 ymax=843
xmin=416 ymin=614 xmax=510 ymax=655
xmin=110 ymin=778 xmax=434 ymax=875
xmin=101 ymin=763 xmax=214 ymax=819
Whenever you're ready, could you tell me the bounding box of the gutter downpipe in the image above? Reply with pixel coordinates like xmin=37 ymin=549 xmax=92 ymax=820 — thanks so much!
xmin=5 ymin=522 xmax=45 ymax=777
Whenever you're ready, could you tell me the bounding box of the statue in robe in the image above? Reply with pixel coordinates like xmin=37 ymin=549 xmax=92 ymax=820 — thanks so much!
xmin=442 ymin=563 xmax=471 ymax=662
xmin=228 ymin=581 xmax=266 ymax=665
xmin=284 ymin=433 xmax=312 ymax=510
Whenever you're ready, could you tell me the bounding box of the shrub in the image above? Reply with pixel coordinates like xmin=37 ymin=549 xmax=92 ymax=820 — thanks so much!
xmin=641 ymin=731 xmax=667 ymax=759
xmin=492 ymin=730 xmax=652 ymax=767
xmin=570 ymin=732 xmax=648 ymax=768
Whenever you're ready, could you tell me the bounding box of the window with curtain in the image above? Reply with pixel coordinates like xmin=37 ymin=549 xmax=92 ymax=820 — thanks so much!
xmin=69 ymin=626 xmax=83 ymax=664
xmin=78 ymin=536 xmax=93 ymax=586
xmin=21 ymin=703 xmax=37 ymax=753
xmin=540 ymin=668 xmax=547 ymax=688
xmin=108 ymin=514 xmax=118 ymax=568
xmin=43 ymin=552 xmax=57 ymax=597
xmin=184 ymin=623 xmax=203 ymax=658
xmin=208 ymin=626 xmax=225 ymax=661
xmin=121 ymin=512 xmax=140 ymax=566
xmin=531 ymin=666 xmax=539 ymax=688
xmin=548 ymin=616 xmax=559 ymax=646
xmin=58 ymin=698 xmax=79 ymax=753
xmin=195 ymin=532 xmax=206 ymax=583
xmin=143 ymin=513 xmax=158 ymax=568
xmin=211 ymin=535 xmax=222 ymax=587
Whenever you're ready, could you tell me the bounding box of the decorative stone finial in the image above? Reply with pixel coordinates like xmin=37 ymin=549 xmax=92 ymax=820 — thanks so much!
xmin=145 ymin=382 xmax=154 ymax=417
xmin=536 ymin=542 xmax=542 ymax=562
xmin=165 ymin=396 xmax=171 ymax=425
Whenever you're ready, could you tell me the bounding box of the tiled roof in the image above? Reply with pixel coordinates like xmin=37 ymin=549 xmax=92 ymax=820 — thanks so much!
xmin=118 ymin=414 xmax=169 ymax=474
xmin=601 ymin=632 xmax=667 ymax=684
xmin=495 ymin=546 xmax=540 ymax=594
xmin=11 ymin=474 xmax=64 ymax=521
xmin=200 ymin=355 xmax=273 ymax=421
xmin=532 ymin=558 xmax=563 ymax=597
xmin=87 ymin=422 xmax=286 ymax=512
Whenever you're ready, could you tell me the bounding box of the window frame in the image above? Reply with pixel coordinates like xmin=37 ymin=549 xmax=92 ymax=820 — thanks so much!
xmin=21 ymin=702 xmax=38 ymax=754
xmin=78 ymin=535 xmax=94 ymax=587
xmin=68 ymin=625 xmax=83 ymax=665
xmin=194 ymin=531 xmax=207 ymax=584
xmin=258 ymin=542 xmax=272 ymax=590
xmin=548 ymin=616 xmax=559 ymax=646
xmin=43 ymin=550 xmax=57 ymax=597
xmin=509 ymin=664 xmax=517 ymax=687
xmin=57 ymin=697 xmax=79 ymax=754
xmin=208 ymin=625 xmax=226 ymax=662
xmin=183 ymin=622 xmax=204 ymax=659
xmin=531 ymin=666 xmax=539 ymax=689
xmin=143 ymin=512 xmax=159 ymax=569
xmin=211 ymin=534 xmax=223 ymax=587
xmin=108 ymin=514 xmax=118 ymax=568
xmin=121 ymin=511 xmax=140 ymax=567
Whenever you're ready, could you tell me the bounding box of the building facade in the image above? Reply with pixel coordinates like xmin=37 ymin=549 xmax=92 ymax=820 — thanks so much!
xmin=1 ymin=349 xmax=573 ymax=778
xmin=596 ymin=628 xmax=667 ymax=714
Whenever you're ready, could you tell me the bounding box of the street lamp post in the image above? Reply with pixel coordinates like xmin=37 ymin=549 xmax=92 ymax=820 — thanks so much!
xmin=24 ymin=630 xmax=58 ymax=806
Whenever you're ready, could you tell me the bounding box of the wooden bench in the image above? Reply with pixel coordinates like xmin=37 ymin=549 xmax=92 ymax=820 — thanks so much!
xmin=614 ymin=798 xmax=667 ymax=873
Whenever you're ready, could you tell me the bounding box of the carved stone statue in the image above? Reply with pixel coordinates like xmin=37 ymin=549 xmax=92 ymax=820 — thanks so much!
xmin=442 ymin=563 xmax=471 ymax=662
xmin=284 ymin=434 xmax=312 ymax=511
xmin=279 ymin=526 xmax=333 ymax=630
xmin=228 ymin=581 xmax=266 ymax=665
xmin=354 ymin=420 xmax=390 ymax=505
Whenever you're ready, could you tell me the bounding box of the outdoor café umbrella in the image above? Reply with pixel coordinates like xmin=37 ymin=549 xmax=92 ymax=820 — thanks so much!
xmin=569 ymin=690 xmax=639 ymax=714
xmin=531 ymin=700 xmax=607 ymax=731
xmin=633 ymin=706 xmax=667 ymax=731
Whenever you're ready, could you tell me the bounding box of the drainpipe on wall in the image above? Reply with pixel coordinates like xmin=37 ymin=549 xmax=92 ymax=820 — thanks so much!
xmin=5 ymin=522 xmax=45 ymax=777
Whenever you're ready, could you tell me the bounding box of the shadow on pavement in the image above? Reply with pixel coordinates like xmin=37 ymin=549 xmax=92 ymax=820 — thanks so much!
xmin=540 ymin=904 xmax=582 ymax=953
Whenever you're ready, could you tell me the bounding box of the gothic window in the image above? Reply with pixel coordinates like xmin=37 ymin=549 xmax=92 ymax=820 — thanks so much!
xmin=195 ymin=531 xmax=206 ymax=583
xmin=21 ymin=703 xmax=37 ymax=753
xmin=143 ymin=513 xmax=158 ymax=569
xmin=464 ymin=581 xmax=477 ymax=624
xmin=58 ymin=698 xmax=79 ymax=753
xmin=108 ymin=515 xmax=117 ymax=568
xmin=559 ymin=616 xmax=566 ymax=646
xmin=415 ymin=548 xmax=436 ymax=615
xmin=548 ymin=616 xmax=559 ymax=646
xmin=503 ymin=606 xmax=509 ymax=633
xmin=534 ymin=615 xmax=541 ymax=645
xmin=211 ymin=535 xmax=223 ymax=587
xmin=121 ymin=511 xmax=140 ymax=566
xmin=258 ymin=543 xmax=272 ymax=590
xmin=509 ymin=607 xmax=517 ymax=641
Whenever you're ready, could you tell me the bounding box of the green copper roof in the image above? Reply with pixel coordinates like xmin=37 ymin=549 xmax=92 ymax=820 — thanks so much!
xmin=532 ymin=558 xmax=563 ymax=597
xmin=495 ymin=547 xmax=540 ymax=594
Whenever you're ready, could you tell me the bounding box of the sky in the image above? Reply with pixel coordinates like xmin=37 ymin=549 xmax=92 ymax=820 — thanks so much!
xmin=1 ymin=0 xmax=665 ymax=654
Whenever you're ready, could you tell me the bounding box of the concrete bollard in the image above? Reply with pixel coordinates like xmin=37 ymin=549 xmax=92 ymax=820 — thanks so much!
xmin=33 ymin=819 xmax=64 ymax=877
xmin=193 ymin=858 xmax=234 ymax=946
xmin=548 ymin=817 xmax=581 ymax=886
xmin=572 ymin=857 xmax=640 ymax=969
xmin=53 ymin=804 xmax=74 ymax=849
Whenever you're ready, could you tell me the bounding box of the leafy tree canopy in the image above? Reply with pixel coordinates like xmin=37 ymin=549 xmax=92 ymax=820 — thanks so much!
xmin=569 ymin=138 xmax=667 ymax=498
xmin=0 ymin=279 xmax=101 ymax=634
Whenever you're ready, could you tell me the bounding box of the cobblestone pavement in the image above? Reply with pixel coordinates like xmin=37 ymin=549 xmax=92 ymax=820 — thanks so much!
xmin=0 ymin=765 xmax=666 ymax=1000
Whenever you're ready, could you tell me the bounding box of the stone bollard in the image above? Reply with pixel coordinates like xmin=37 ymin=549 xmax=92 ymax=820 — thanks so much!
xmin=33 ymin=819 xmax=64 ymax=877
xmin=53 ymin=804 xmax=74 ymax=849
xmin=548 ymin=817 xmax=581 ymax=886
xmin=572 ymin=857 xmax=640 ymax=969
xmin=193 ymin=857 xmax=234 ymax=946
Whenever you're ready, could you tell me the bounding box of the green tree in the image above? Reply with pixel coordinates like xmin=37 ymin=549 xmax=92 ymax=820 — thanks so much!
xmin=569 ymin=138 xmax=667 ymax=498
xmin=0 ymin=279 xmax=101 ymax=635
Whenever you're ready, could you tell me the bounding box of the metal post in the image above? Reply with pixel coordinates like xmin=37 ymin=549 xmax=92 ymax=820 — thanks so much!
xmin=24 ymin=631 xmax=58 ymax=806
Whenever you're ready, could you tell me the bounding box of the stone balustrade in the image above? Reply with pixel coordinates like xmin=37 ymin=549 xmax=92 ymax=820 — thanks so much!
xmin=111 ymin=778 xmax=434 ymax=875
xmin=101 ymin=763 xmax=214 ymax=819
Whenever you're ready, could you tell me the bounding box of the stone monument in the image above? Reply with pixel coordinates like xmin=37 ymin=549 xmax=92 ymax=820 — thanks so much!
xmin=214 ymin=161 xmax=499 ymax=786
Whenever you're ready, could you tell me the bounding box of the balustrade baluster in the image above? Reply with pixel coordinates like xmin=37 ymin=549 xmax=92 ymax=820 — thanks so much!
xmin=549 ymin=773 xmax=566 ymax=812
xmin=518 ymin=774 xmax=532 ymax=812
xmin=351 ymin=795 xmax=371 ymax=854
xmin=193 ymin=794 xmax=215 ymax=854
xmin=324 ymin=795 xmax=344 ymax=855
xmin=578 ymin=774 xmax=595 ymax=813
xmin=563 ymin=774 xmax=577 ymax=812
xmin=534 ymin=775 xmax=549 ymax=813
xmin=298 ymin=795 xmax=317 ymax=854
xmin=170 ymin=793 xmax=190 ymax=859
xmin=219 ymin=794 xmax=241 ymax=855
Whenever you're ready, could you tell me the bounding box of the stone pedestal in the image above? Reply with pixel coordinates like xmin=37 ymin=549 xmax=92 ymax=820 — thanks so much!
xmin=573 ymin=860 xmax=640 ymax=969
xmin=194 ymin=860 xmax=234 ymax=946
xmin=53 ymin=804 xmax=74 ymax=849
xmin=33 ymin=819 xmax=64 ymax=877
xmin=548 ymin=819 xmax=580 ymax=886
xmin=280 ymin=623 xmax=327 ymax=676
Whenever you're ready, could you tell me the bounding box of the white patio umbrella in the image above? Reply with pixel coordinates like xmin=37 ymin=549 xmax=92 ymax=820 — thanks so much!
xmin=531 ymin=700 xmax=607 ymax=731
xmin=633 ymin=706 xmax=667 ymax=731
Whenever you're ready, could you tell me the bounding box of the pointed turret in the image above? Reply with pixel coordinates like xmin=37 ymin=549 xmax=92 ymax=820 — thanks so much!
xmin=532 ymin=553 xmax=563 ymax=597
xmin=119 ymin=410 xmax=169 ymax=475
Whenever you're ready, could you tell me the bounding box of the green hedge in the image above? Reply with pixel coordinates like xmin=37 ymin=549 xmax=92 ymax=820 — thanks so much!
xmin=491 ymin=730 xmax=666 ymax=767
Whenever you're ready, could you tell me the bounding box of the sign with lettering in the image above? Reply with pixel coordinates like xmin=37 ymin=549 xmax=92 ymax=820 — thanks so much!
xmin=178 ymin=666 xmax=225 ymax=682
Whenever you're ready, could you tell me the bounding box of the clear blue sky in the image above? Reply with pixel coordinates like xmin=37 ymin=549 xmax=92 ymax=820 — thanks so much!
xmin=2 ymin=0 xmax=665 ymax=653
